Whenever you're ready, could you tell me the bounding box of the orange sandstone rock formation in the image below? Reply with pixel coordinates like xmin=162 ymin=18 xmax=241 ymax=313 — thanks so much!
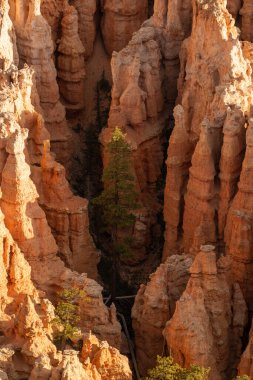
xmin=164 ymin=246 xmax=247 ymax=380
xmin=81 ymin=333 xmax=132 ymax=380
xmin=240 ymin=0 xmax=253 ymax=42
xmin=132 ymin=254 xmax=192 ymax=376
xmin=57 ymin=4 xmax=86 ymax=111
xmin=163 ymin=0 xmax=253 ymax=263
xmin=101 ymin=0 xmax=148 ymax=56
xmin=70 ymin=0 xmax=97 ymax=59
xmin=9 ymin=0 xmax=70 ymax=164
xmin=101 ymin=0 xmax=193 ymax=265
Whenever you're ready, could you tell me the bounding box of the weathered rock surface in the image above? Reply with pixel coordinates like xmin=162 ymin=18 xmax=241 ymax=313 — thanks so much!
xmin=9 ymin=0 xmax=70 ymax=165
xmin=57 ymin=4 xmax=86 ymax=111
xmin=68 ymin=0 xmax=97 ymax=59
xmin=81 ymin=333 xmax=132 ymax=380
xmin=240 ymin=0 xmax=253 ymax=42
xmin=164 ymin=246 xmax=247 ymax=380
xmin=163 ymin=0 xmax=253 ymax=266
xmin=101 ymin=0 xmax=148 ymax=55
xmin=101 ymin=0 xmax=193 ymax=268
xmin=132 ymin=254 xmax=192 ymax=376
xmin=238 ymin=320 xmax=253 ymax=377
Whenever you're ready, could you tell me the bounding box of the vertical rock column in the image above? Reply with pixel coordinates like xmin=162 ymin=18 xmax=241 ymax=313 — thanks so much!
xmin=164 ymin=246 xmax=247 ymax=380
xmin=183 ymin=124 xmax=217 ymax=255
xmin=225 ymin=121 xmax=253 ymax=309
xmin=70 ymin=0 xmax=97 ymax=59
xmin=57 ymin=5 xmax=86 ymax=111
xmin=101 ymin=0 xmax=148 ymax=55
xmin=10 ymin=0 xmax=70 ymax=165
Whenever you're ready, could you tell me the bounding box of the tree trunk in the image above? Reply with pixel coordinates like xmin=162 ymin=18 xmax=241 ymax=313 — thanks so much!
xmin=111 ymin=227 xmax=118 ymax=303
xmin=111 ymin=248 xmax=117 ymax=303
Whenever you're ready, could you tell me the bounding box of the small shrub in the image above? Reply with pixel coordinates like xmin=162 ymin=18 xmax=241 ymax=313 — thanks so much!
xmin=53 ymin=288 xmax=87 ymax=350
xmin=145 ymin=356 xmax=209 ymax=380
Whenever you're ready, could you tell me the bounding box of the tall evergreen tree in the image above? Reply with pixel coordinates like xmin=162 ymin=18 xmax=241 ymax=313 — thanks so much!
xmin=93 ymin=127 xmax=138 ymax=300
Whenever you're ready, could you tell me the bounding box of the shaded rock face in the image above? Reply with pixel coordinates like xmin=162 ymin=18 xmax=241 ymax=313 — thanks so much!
xmin=132 ymin=254 xmax=193 ymax=376
xmin=101 ymin=0 xmax=148 ymax=55
xmin=238 ymin=320 xmax=253 ymax=377
xmin=164 ymin=246 xmax=247 ymax=380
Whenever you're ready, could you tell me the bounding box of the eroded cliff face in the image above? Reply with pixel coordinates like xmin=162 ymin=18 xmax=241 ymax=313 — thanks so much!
xmin=132 ymin=254 xmax=193 ymax=375
xmin=164 ymin=246 xmax=247 ymax=380
xmin=131 ymin=0 xmax=253 ymax=377
xmin=0 ymin=1 xmax=129 ymax=376
xmin=163 ymin=0 xmax=253 ymax=307
xmin=99 ymin=0 xmax=193 ymax=284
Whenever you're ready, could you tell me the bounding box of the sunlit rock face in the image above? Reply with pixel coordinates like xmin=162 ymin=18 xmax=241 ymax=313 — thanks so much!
xmin=163 ymin=0 xmax=253 ymax=311
xmin=0 ymin=2 xmax=125 ymax=375
xmin=164 ymin=246 xmax=247 ymax=380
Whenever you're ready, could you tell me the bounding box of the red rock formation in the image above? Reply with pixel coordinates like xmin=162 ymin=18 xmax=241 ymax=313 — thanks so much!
xmin=238 ymin=320 xmax=253 ymax=377
xmin=81 ymin=333 xmax=132 ymax=379
xmin=101 ymin=29 xmax=164 ymax=260
xmin=40 ymin=0 xmax=64 ymax=47
xmin=227 ymin=0 xmax=242 ymax=19
xmin=9 ymin=0 xmax=70 ymax=164
xmin=102 ymin=0 xmax=193 ymax=265
xmin=164 ymin=246 xmax=247 ymax=380
xmin=70 ymin=0 xmax=97 ymax=59
xmin=163 ymin=0 xmax=252 ymax=260
xmin=57 ymin=4 xmax=86 ymax=111
xmin=225 ymin=121 xmax=253 ymax=309
xmin=0 ymin=0 xmax=18 ymax=69
xmin=0 ymin=61 xmax=121 ymax=353
xmin=132 ymin=254 xmax=192 ymax=376
xmin=240 ymin=0 xmax=253 ymax=42
xmin=101 ymin=0 xmax=148 ymax=55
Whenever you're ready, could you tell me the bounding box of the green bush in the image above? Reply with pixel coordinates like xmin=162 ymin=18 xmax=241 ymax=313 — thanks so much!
xmin=145 ymin=356 xmax=209 ymax=380
xmin=53 ymin=288 xmax=87 ymax=349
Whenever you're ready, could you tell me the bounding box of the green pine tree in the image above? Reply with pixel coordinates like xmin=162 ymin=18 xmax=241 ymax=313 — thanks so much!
xmin=145 ymin=356 xmax=209 ymax=380
xmin=53 ymin=288 xmax=86 ymax=350
xmin=93 ymin=126 xmax=139 ymax=300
